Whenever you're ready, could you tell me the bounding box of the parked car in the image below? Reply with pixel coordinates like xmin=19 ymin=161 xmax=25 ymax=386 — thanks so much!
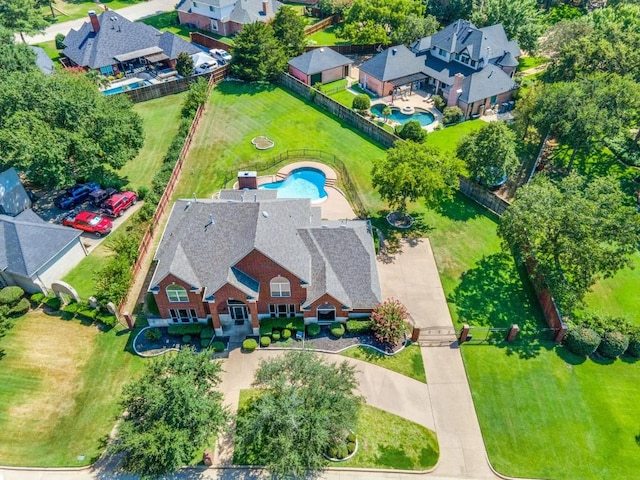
xmin=209 ymin=48 xmax=231 ymax=64
xmin=101 ymin=191 xmax=137 ymax=217
xmin=53 ymin=182 xmax=100 ymax=209
xmin=62 ymin=211 xmax=112 ymax=237
xmin=88 ymin=187 xmax=118 ymax=207
xmin=195 ymin=61 xmax=219 ymax=74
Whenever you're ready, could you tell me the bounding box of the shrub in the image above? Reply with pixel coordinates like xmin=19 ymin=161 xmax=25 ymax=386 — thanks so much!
xmin=272 ymin=331 xmax=281 ymax=341
xmin=371 ymin=299 xmax=409 ymax=345
xmin=200 ymin=327 xmax=215 ymax=340
xmin=46 ymin=296 xmax=62 ymax=311
xmin=432 ymin=94 xmax=445 ymax=111
xmin=442 ymin=106 xmax=463 ymax=125
xmin=136 ymin=185 xmax=150 ymax=201
xmin=211 ymin=341 xmax=226 ymax=352
xmin=328 ymin=446 xmax=338 ymax=458
xmin=307 ymin=323 xmax=321 ymax=337
xmin=347 ymin=441 xmax=356 ymax=454
xmin=96 ymin=311 xmax=117 ymax=327
xmin=242 ymin=338 xmax=258 ymax=351
xmin=352 ymin=94 xmax=370 ymax=112
xmin=144 ymin=328 xmax=162 ymax=342
xmin=0 ymin=286 xmax=24 ymax=307
xmin=55 ymin=33 xmax=66 ymax=50
xmin=330 ymin=322 xmax=345 ymax=338
xmin=346 ymin=432 xmax=356 ymax=443
xmin=564 ymin=327 xmax=601 ymax=357
xmin=167 ymin=324 xmax=203 ymax=336
xmin=30 ymin=293 xmax=45 ymax=305
xmin=261 ymin=336 xmax=271 ymax=347
xmin=346 ymin=320 xmax=371 ymax=334
xmin=598 ymin=330 xmax=629 ymax=359
xmin=282 ymin=328 xmax=291 ymax=340
xmin=200 ymin=338 xmax=211 ymax=348
xmin=259 ymin=324 xmax=272 ymax=336
xmin=9 ymin=298 xmax=30 ymax=316
xmin=627 ymin=332 xmax=640 ymax=357
xmin=337 ymin=445 xmax=348 ymax=459
xmin=182 ymin=335 xmax=192 ymax=344
xmin=260 ymin=317 xmax=304 ymax=333
xmin=397 ymin=120 xmax=427 ymax=143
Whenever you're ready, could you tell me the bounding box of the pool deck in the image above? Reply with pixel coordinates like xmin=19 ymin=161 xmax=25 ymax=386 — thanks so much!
xmin=371 ymin=90 xmax=443 ymax=132
xmin=273 ymin=161 xmax=337 ymax=185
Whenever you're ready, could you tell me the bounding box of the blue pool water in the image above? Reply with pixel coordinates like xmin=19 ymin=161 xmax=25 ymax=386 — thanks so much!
xmin=370 ymin=104 xmax=435 ymax=126
xmin=259 ymin=168 xmax=328 ymax=202
xmin=103 ymin=80 xmax=150 ymax=96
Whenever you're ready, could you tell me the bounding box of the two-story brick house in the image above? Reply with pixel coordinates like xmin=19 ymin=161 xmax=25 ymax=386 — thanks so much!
xmin=149 ymin=190 xmax=381 ymax=335
xmin=359 ymin=19 xmax=521 ymax=118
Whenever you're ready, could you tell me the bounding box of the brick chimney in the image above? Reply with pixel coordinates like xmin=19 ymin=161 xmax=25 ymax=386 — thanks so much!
xmin=262 ymin=0 xmax=269 ymax=15
xmin=447 ymin=73 xmax=464 ymax=107
xmin=88 ymin=10 xmax=100 ymax=33
xmin=238 ymin=171 xmax=258 ymax=190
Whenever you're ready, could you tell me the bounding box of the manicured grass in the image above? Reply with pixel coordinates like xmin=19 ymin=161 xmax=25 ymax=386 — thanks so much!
xmin=463 ymin=343 xmax=640 ymax=480
xmin=175 ymin=81 xmax=387 ymax=209
xmin=517 ymin=56 xmax=549 ymax=72
xmin=33 ymin=40 xmax=61 ymax=64
xmin=340 ymin=344 xmax=426 ymax=383
xmin=140 ymin=11 xmax=234 ymax=45
xmin=426 ymin=119 xmax=485 ymax=156
xmin=118 ymin=92 xmax=187 ymax=190
xmin=0 ymin=311 xmax=145 ymax=466
xmin=235 ymin=390 xmax=438 ymax=470
xmin=307 ymin=24 xmax=349 ymax=46
xmin=42 ymin=0 xmax=146 ymax=23
xmin=62 ymin=245 xmax=114 ymax=300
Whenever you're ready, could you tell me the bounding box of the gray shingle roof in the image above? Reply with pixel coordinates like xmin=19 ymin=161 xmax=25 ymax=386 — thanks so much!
xmin=288 ymin=48 xmax=353 ymax=76
xmin=0 ymin=168 xmax=31 ymax=216
xmin=421 ymin=52 xmax=474 ymax=86
xmin=359 ymin=44 xmax=424 ymax=82
xmin=0 ymin=210 xmax=81 ymax=278
xmin=228 ymin=0 xmax=282 ymax=23
xmin=63 ymin=11 xmax=201 ymax=69
xmin=31 ymin=46 xmax=55 ymax=75
xmin=459 ymin=64 xmax=517 ymax=104
xmin=150 ymin=195 xmax=381 ymax=309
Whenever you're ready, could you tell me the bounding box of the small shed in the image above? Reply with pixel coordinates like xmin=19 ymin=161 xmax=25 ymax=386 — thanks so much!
xmin=288 ymin=48 xmax=353 ymax=86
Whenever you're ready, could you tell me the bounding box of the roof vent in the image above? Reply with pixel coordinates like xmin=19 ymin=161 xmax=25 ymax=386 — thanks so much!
xmin=205 ymin=214 xmax=214 ymax=228
xmin=392 ymin=48 xmax=397 ymax=55
xmin=262 ymin=211 xmax=269 ymax=218
xmin=320 ymin=47 xmax=324 ymax=52
xmin=185 ymin=201 xmax=192 ymax=210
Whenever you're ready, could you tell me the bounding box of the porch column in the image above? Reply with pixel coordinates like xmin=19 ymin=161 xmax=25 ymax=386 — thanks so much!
xmin=248 ymin=301 xmax=259 ymax=335
xmin=208 ymin=300 xmax=223 ymax=336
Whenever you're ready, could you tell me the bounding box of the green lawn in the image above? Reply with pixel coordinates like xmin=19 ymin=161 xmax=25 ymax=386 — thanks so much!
xmin=62 ymin=245 xmax=114 ymax=300
xmin=0 ymin=311 xmax=145 ymax=466
xmin=426 ymin=119 xmax=485 ymax=156
xmin=235 ymin=390 xmax=438 ymax=470
xmin=464 ymin=344 xmax=640 ymax=480
xmin=517 ymin=56 xmax=549 ymax=72
xmin=33 ymin=40 xmax=61 ymax=64
xmin=340 ymin=344 xmax=426 ymax=383
xmin=42 ymin=0 xmax=146 ymax=23
xmin=139 ymin=11 xmax=234 ymax=45
xmin=307 ymin=24 xmax=349 ymax=46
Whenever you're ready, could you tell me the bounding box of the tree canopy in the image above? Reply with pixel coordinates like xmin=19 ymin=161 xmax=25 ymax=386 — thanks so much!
xmin=456 ymin=121 xmax=519 ymax=186
xmin=0 ymin=70 xmax=143 ymax=188
xmin=272 ymin=5 xmax=307 ymax=58
xmin=0 ymin=0 xmax=47 ymax=42
xmin=230 ymin=21 xmax=287 ymax=81
xmin=110 ymin=348 xmax=229 ymax=477
xmin=498 ymin=174 xmax=640 ymax=312
xmin=372 ymin=140 xmax=463 ymax=212
xmin=234 ymin=350 xmax=361 ymax=478
xmin=0 ymin=37 xmax=37 ymax=74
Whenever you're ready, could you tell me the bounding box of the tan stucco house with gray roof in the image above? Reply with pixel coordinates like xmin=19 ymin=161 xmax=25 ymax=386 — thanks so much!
xmin=149 ymin=191 xmax=381 ymax=335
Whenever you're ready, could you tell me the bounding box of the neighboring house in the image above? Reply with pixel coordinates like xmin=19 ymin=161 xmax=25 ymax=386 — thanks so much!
xmin=288 ymin=47 xmax=353 ymax=86
xmin=63 ymin=11 xmax=201 ymax=76
xmin=0 ymin=168 xmax=32 ymax=217
xmin=359 ymin=19 xmax=520 ymax=117
xmin=31 ymin=46 xmax=55 ymax=75
xmin=0 ymin=209 xmax=86 ymax=294
xmin=177 ymin=0 xmax=282 ymax=36
xmin=149 ymin=190 xmax=382 ymax=335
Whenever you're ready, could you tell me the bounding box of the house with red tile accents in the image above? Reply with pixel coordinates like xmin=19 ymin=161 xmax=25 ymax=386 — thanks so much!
xmin=148 ymin=190 xmax=381 ymax=335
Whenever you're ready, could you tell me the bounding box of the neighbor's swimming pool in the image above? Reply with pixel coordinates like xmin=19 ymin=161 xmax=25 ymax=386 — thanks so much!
xmin=103 ymin=80 xmax=150 ymax=96
xmin=259 ymin=167 xmax=328 ymax=202
xmin=370 ymin=104 xmax=435 ymax=126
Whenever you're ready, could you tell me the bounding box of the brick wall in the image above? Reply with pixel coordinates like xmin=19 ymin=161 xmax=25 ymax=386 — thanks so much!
xmin=178 ymin=11 xmax=211 ymax=30
xmin=304 ymin=293 xmax=346 ymax=320
xmin=289 ymin=65 xmax=308 ymax=84
xmin=321 ymin=65 xmax=346 ymax=84
xmin=154 ymin=274 xmax=207 ymax=320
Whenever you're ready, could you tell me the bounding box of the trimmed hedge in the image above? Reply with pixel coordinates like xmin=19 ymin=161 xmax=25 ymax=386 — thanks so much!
xmin=598 ymin=330 xmax=629 ymax=359
xmin=346 ymin=319 xmax=371 ymax=334
xmin=336 ymin=445 xmax=348 ymax=459
xmin=167 ymin=324 xmax=203 ymax=336
xmin=243 ymin=338 xmax=258 ymax=351
xmin=628 ymin=333 xmax=640 ymax=357
xmin=144 ymin=328 xmax=162 ymax=341
xmin=564 ymin=327 xmax=601 ymax=357
xmin=347 ymin=432 xmax=356 ymax=443
xmin=347 ymin=441 xmax=356 ymax=454
xmin=200 ymin=327 xmax=215 ymax=340
xmin=330 ymin=321 xmax=345 ymax=338
xmin=259 ymin=317 xmax=305 ymax=333
xmin=259 ymin=324 xmax=272 ymax=336
xmin=260 ymin=336 xmax=271 ymax=347
xmin=46 ymin=296 xmax=62 ymax=311
xmin=9 ymin=298 xmax=30 ymax=316
xmin=211 ymin=341 xmax=226 ymax=352
xmin=272 ymin=331 xmax=281 ymax=341
xmin=0 ymin=286 xmax=24 ymax=307
xmin=200 ymin=338 xmax=211 ymax=348
xmin=182 ymin=335 xmax=192 ymax=344
xmin=30 ymin=293 xmax=45 ymax=305
xmin=307 ymin=323 xmax=321 ymax=337
xmin=282 ymin=328 xmax=291 ymax=340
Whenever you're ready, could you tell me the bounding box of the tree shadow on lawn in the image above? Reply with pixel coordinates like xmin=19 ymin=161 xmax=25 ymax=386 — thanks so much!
xmin=374 ymin=444 xmax=436 ymax=470
xmin=370 ymin=210 xmax=433 ymax=261
xmin=216 ymin=80 xmax=279 ymax=98
xmin=432 ymin=192 xmax=488 ymax=223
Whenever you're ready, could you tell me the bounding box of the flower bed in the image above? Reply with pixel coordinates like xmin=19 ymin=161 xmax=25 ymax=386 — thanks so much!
xmin=134 ymin=327 xmax=229 ymax=356
xmin=251 ymin=136 xmax=275 ymax=150
xmin=278 ymin=325 xmax=406 ymax=354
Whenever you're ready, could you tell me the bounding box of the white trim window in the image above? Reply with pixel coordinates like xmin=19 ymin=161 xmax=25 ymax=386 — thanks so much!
xmin=270 ymin=276 xmax=291 ymax=297
xmin=269 ymin=304 xmax=296 ymax=318
xmin=170 ymin=309 xmax=198 ymax=323
xmin=167 ymin=284 xmax=189 ymax=302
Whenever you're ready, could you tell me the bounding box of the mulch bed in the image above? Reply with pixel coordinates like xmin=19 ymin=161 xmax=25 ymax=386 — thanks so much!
xmin=251 ymin=136 xmax=275 ymax=150
xmin=386 ymin=211 xmax=414 ymax=229
xmin=135 ymin=327 xmax=229 ymax=356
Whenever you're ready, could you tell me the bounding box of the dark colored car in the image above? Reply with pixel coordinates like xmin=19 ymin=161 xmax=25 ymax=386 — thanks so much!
xmin=101 ymin=191 xmax=137 ymax=217
xmin=88 ymin=188 xmax=118 ymax=207
xmin=62 ymin=211 xmax=112 ymax=237
xmin=53 ymin=182 xmax=100 ymax=209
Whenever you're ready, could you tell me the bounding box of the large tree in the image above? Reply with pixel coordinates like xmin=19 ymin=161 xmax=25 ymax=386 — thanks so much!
xmin=390 ymin=14 xmax=439 ymax=46
xmin=0 ymin=0 xmax=47 ymax=42
xmin=230 ymin=21 xmax=287 ymax=81
xmin=0 ymin=32 xmax=37 ymax=74
xmin=456 ymin=121 xmax=519 ymax=187
xmin=0 ymin=70 xmax=143 ymax=187
xmin=110 ymin=349 xmax=229 ymax=477
xmin=272 ymin=5 xmax=307 ymax=58
xmin=234 ymin=350 xmax=362 ymax=479
xmin=470 ymin=0 xmax=543 ymax=53
xmin=372 ymin=140 xmax=463 ymax=212
xmin=498 ymin=174 xmax=640 ymax=312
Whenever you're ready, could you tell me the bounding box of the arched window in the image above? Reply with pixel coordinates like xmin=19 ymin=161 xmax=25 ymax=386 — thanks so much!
xmin=270 ymin=276 xmax=291 ymax=297
xmin=166 ymin=284 xmax=188 ymax=302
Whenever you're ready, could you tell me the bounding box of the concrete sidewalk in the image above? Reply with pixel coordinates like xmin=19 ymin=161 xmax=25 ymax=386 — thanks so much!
xmin=24 ymin=0 xmax=177 ymax=44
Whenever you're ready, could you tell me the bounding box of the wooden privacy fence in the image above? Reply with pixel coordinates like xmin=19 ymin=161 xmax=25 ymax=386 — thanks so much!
xmin=304 ymin=15 xmax=340 ymax=35
xmin=190 ymin=32 xmax=232 ymax=52
xmin=304 ymin=44 xmax=380 ymax=55
xmin=459 ymin=176 xmax=511 ymax=216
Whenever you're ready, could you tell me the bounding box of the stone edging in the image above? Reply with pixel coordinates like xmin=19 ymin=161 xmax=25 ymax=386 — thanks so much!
xmin=132 ymin=326 xmax=180 ymax=358
xmin=322 ymin=435 xmax=359 ymax=462
xmin=263 ymin=339 xmax=409 ymax=356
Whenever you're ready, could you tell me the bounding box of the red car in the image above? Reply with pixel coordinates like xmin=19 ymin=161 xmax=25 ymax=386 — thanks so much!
xmin=101 ymin=191 xmax=137 ymax=217
xmin=62 ymin=211 xmax=112 ymax=237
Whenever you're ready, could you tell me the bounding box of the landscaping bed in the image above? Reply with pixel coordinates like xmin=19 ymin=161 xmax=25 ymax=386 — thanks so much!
xmin=134 ymin=326 xmax=229 ymax=356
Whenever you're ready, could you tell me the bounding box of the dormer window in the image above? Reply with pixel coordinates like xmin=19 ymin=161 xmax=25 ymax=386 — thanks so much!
xmin=167 ymin=284 xmax=189 ymax=302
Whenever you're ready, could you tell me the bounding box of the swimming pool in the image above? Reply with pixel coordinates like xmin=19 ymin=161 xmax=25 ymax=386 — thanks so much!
xmin=103 ymin=80 xmax=150 ymax=96
xmin=370 ymin=104 xmax=435 ymax=126
xmin=259 ymin=167 xmax=328 ymax=202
